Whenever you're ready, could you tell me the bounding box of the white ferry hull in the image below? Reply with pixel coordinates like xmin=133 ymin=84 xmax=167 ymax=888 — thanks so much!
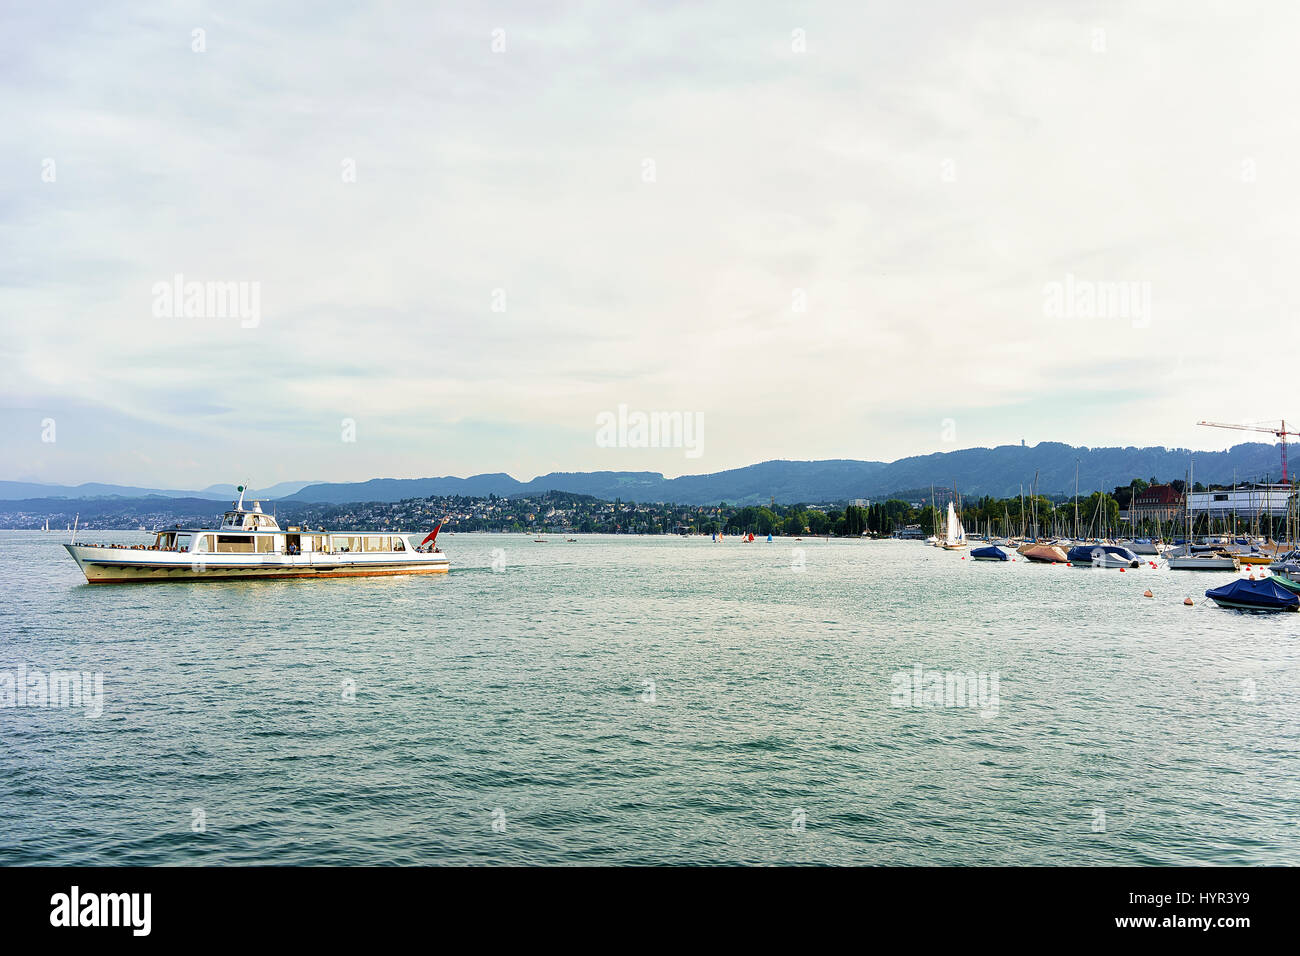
xmin=65 ymin=544 xmax=449 ymax=584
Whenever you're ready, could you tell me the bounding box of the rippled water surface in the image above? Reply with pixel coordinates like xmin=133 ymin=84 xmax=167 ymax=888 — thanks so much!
xmin=1 ymin=530 xmax=1297 ymax=865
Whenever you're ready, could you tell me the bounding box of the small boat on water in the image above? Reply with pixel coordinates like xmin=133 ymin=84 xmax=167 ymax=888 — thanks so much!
xmin=1123 ymin=538 xmax=1165 ymax=555
xmin=970 ymin=545 xmax=1009 ymax=561
xmin=1018 ymin=542 xmax=1068 ymax=564
xmin=1268 ymin=564 xmax=1300 ymax=593
xmin=1205 ymin=578 xmax=1300 ymax=612
xmin=64 ymin=487 xmax=450 ymax=584
xmin=1166 ymin=552 xmax=1240 ymax=571
xmin=1269 ymin=549 xmax=1300 ymax=571
xmin=1066 ymin=544 xmax=1141 ymax=568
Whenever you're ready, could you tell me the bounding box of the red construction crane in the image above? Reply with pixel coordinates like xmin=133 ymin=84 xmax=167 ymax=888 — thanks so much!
xmin=1197 ymin=420 xmax=1300 ymax=485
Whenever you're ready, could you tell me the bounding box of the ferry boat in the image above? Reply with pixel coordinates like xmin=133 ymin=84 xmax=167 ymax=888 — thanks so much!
xmin=64 ymin=488 xmax=450 ymax=584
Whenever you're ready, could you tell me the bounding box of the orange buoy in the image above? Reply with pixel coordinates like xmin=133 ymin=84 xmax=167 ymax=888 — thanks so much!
xmin=1120 ymin=567 xmax=1126 ymax=572
xmin=1184 ymin=597 xmax=1194 ymax=606
xmin=1143 ymin=589 xmax=1153 ymax=598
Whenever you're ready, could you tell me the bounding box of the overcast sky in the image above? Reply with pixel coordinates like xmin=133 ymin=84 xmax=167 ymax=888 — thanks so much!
xmin=4 ymin=1 xmax=1297 ymax=489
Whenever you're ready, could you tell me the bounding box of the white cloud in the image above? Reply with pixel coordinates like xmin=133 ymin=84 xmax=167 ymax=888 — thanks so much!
xmin=3 ymin=1 xmax=1297 ymax=486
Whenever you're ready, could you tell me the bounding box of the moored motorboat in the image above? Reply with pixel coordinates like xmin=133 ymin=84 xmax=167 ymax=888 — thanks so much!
xmin=64 ymin=487 xmax=450 ymax=584
xmin=1166 ymin=552 xmax=1240 ymax=571
xmin=970 ymin=545 xmax=1009 ymax=561
xmin=1065 ymin=544 xmax=1141 ymax=568
xmin=1123 ymin=538 xmax=1165 ymax=555
xmin=1018 ymin=542 xmax=1068 ymax=563
xmin=1268 ymin=564 xmax=1300 ymax=593
xmin=1205 ymin=578 xmax=1300 ymax=612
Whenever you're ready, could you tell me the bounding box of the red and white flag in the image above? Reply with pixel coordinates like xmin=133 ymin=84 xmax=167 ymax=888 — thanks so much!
xmin=420 ymin=517 xmax=450 ymax=548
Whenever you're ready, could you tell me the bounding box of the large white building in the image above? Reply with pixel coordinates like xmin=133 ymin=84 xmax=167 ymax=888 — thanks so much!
xmin=1187 ymin=485 xmax=1295 ymax=518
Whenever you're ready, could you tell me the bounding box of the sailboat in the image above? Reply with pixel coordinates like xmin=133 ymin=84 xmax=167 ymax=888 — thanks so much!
xmin=1166 ymin=461 xmax=1240 ymax=571
xmin=941 ymin=501 xmax=968 ymax=550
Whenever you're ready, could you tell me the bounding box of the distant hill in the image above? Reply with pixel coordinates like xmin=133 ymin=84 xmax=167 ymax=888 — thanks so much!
xmin=277 ymin=460 xmax=893 ymax=505
xmin=277 ymin=442 xmax=1286 ymax=506
xmin=197 ymin=481 xmax=324 ymax=500
xmin=0 ymin=480 xmax=320 ymax=502
xmin=865 ymin=441 xmax=1286 ymax=500
xmin=5 ymin=442 xmax=1287 ymax=508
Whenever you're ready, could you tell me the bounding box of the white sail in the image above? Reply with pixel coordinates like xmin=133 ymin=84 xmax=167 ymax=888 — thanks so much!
xmin=946 ymin=502 xmax=965 ymax=545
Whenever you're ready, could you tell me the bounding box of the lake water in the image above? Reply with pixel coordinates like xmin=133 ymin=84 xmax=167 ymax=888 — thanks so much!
xmin=1 ymin=530 xmax=1296 ymax=865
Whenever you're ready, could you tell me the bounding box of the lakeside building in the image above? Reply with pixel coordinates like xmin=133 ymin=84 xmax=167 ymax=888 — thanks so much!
xmin=1187 ymin=484 xmax=1295 ymax=519
xmin=1127 ymin=482 xmax=1294 ymax=523
xmin=1129 ymin=484 xmax=1184 ymax=522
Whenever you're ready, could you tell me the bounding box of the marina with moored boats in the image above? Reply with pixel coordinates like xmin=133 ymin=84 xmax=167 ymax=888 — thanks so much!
xmin=928 ymin=448 xmax=1300 ymax=613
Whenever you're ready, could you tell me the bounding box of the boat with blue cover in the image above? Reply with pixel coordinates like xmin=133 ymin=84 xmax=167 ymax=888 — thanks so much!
xmin=1204 ymin=578 xmax=1300 ymax=612
xmin=970 ymin=545 xmax=1009 ymax=561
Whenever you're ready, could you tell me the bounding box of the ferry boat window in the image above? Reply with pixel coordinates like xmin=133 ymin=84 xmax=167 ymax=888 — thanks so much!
xmin=175 ymin=533 xmax=193 ymax=552
xmin=215 ymin=535 xmax=255 ymax=553
xmin=364 ymin=536 xmax=382 ymax=552
xmin=311 ymin=535 xmax=326 ymax=552
xmin=257 ymin=536 xmax=277 ymax=553
xmin=193 ymin=535 xmax=213 ymax=552
xmin=393 ymin=537 xmax=405 ymax=551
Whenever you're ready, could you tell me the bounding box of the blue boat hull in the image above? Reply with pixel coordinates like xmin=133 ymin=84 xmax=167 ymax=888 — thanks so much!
xmin=1205 ymin=578 xmax=1300 ymax=613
